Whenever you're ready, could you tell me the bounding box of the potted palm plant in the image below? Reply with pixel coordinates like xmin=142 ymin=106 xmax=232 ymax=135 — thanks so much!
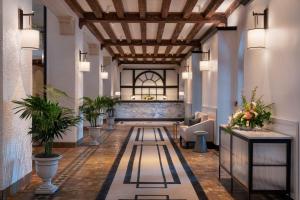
xmin=103 ymin=96 xmax=119 ymax=130
xmin=80 ymin=96 xmax=106 ymax=145
xmin=13 ymin=93 xmax=80 ymax=194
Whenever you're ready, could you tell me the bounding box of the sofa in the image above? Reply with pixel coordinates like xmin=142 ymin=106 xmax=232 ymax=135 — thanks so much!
xmin=179 ymin=112 xmax=215 ymax=148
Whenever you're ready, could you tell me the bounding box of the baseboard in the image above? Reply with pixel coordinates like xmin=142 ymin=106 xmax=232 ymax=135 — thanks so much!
xmin=0 ymin=172 xmax=32 ymax=200
xmin=115 ymin=118 xmax=184 ymax=122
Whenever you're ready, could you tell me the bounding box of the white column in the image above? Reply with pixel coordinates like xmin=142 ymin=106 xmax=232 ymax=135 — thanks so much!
xmin=0 ymin=0 xmax=33 ymax=193
xmin=191 ymin=51 xmax=202 ymax=113
xmin=47 ymin=10 xmax=83 ymax=143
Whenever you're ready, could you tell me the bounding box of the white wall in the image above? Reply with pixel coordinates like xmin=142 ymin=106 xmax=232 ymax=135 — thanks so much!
xmin=47 ymin=9 xmax=84 ymax=143
xmin=0 ymin=0 xmax=33 ymax=191
xmin=202 ymin=34 xmax=218 ymax=110
xmin=228 ymin=0 xmax=300 ymax=198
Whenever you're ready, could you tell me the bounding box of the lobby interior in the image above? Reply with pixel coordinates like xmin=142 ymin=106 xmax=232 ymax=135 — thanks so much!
xmin=0 ymin=0 xmax=300 ymax=200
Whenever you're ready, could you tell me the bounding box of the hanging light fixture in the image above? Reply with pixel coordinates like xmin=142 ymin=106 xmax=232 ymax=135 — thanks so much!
xmin=200 ymin=50 xmax=210 ymax=71
xmin=19 ymin=9 xmax=40 ymax=49
xmin=100 ymin=65 xmax=108 ymax=79
xmin=247 ymin=9 xmax=268 ymax=49
xmin=79 ymin=50 xmax=90 ymax=72
xmin=182 ymin=65 xmax=192 ymax=80
xmin=115 ymin=91 xmax=121 ymax=96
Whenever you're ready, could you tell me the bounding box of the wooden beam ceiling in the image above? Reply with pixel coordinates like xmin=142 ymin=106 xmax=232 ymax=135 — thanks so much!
xmin=65 ymin=0 xmax=242 ymax=65
xmin=102 ymin=39 xmax=201 ymax=46
xmin=112 ymin=0 xmax=136 ymax=58
xmin=114 ymin=54 xmax=185 ymax=59
xmin=79 ymin=13 xmax=226 ymax=24
xmin=119 ymin=61 xmax=180 ymax=65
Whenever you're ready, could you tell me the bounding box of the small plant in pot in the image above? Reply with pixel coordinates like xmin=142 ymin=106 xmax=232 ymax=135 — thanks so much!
xmin=80 ymin=96 xmax=106 ymax=145
xmin=103 ymin=96 xmax=119 ymax=130
xmin=12 ymin=93 xmax=80 ymax=194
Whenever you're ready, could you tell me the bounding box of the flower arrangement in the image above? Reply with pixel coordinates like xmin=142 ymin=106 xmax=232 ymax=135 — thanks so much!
xmin=144 ymin=96 xmax=154 ymax=101
xmin=228 ymin=87 xmax=273 ymax=130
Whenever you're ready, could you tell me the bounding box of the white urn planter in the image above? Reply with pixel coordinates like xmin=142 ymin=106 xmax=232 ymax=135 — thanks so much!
xmin=89 ymin=126 xmax=101 ymax=145
xmin=33 ymin=155 xmax=62 ymax=194
xmin=107 ymin=117 xmax=115 ymax=130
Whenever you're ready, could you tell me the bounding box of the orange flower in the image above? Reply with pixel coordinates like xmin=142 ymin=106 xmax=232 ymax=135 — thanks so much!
xmin=243 ymin=111 xmax=252 ymax=120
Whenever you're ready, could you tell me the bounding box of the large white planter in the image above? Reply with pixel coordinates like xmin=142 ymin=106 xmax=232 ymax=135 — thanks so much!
xmin=89 ymin=126 xmax=101 ymax=145
xmin=33 ymin=155 xmax=62 ymax=194
xmin=107 ymin=117 xmax=115 ymax=130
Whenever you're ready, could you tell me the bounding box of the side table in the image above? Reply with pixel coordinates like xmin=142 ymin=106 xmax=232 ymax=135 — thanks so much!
xmin=193 ymin=131 xmax=208 ymax=153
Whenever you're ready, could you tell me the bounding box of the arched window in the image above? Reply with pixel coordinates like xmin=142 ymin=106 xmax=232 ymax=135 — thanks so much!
xmin=134 ymin=71 xmax=164 ymax=100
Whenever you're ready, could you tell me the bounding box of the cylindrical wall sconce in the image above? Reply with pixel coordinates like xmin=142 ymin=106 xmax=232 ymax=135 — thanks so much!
xmin=79 ymin=50 xmax=90 ymax=72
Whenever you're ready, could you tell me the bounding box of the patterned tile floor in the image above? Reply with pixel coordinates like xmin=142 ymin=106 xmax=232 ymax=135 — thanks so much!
xmin=9 ymin=125 xmax=289 ymax=200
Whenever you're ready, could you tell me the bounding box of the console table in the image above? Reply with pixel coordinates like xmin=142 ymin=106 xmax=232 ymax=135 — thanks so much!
xmin=219 ymin=126 xmax=292 ymax=199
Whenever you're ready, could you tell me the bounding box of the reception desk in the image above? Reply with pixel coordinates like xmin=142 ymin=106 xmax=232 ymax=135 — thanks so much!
xmin=115 ymin=101 xmax=184 ymax=121
xmin=219 ymin=126 xmax=292 ymax=199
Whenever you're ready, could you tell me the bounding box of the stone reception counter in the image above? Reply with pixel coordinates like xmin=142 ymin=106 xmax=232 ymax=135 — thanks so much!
xmin=115 ymin=101 xmax=185 ymax=121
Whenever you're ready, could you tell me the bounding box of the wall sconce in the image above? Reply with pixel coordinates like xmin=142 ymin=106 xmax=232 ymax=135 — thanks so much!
xmin=247 ymin=9 xmax=268 ymax=49
xmin=182 ymin=66 xmax=192 ymax=80
xmin=19 ymin=9 xmax=40 ymax=49
xmin=115 ymin=91 xmax=121 ymax=96
xmin=200 ymin=50 xmax=210 ymax=71
xmin=79 ymin=50 xmax=90 ymax=72
xmin=100 ymin=65 xmax=108 ymax=79
xmin=131 ymin=95 xmax=136 ymax=100
xmin=179 ymin=91 xmax=184 ymax=96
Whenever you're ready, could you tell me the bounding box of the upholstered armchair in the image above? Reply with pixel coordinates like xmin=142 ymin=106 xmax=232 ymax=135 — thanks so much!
xmin=179 ymin=112 xmax=215 ymax=148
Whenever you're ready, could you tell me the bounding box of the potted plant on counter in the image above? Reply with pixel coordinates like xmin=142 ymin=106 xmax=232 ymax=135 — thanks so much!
xmin=12 ymin=92 xmax=80 ymax=194
xmin=80 ymin=96 xmax=106 ymax=145
xmin=103 ymin=96 xmax=119 ymax=130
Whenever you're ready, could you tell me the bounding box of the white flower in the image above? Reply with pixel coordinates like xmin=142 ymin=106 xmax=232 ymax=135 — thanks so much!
xmin=233 ymin=111 xmax=242 ymax=119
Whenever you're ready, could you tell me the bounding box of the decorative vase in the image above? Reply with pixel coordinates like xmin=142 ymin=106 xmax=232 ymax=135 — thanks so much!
xmin=89 ymin=127 xmax=101 ymax=145
xmin=33 ymin=155 xmax=62 ymax=194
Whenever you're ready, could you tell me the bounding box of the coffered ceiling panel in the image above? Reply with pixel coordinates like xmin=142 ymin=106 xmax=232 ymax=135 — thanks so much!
xmin=216 ymin=0 xmax=235 ymax=13
xmin=146 ymin=23 xmax=158 ymax=40
xmin=146 ymin=0 xmax=162 ymax=12
xmin=128 ymin=23 xmax=141 ymax=39
xmin=146 ymin=46 xmax=155 ymax=54
xmin=169 ymin=0 xmax=187 ymax=12
xmin=98 ymin=0 xmax=116 ymax=13
xmin=178 ymin=23 xmax=195 ymax=40
xmin=111 ymin=23 xmax=126 ymax=40
xmin=122 ymin=0 xmax=139 ymax=12
xmin=162 ymin=23 xmax=177 ymax=40
xmin=94 ymin=23 xmax=110 ymax=39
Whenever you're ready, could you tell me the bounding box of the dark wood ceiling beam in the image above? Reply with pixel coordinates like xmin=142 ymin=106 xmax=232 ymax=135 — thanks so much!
xmin=86 ymin=0 xmax=103 ymax=18
xmin=156 ymin=23 xmax=165 ymax=43
xmin=138 ymin=0 xmax=146 ymax=18
xmin=225 ymin=0 xmax=241 ymax=17
xmin=153 ymin=45 xmax=159 ymax=57
xmin=65 ymin=0 xmax=84 ymax=18
xmin=185 ymin=23 xmax=205 ymax=43
xmin=171 ymin=23 xmax=185 ymax=43
xmin=119 ymin=61 xmax=180 ymax=65
xmin=102 ymin=39 xmax=201 ymax=46
xmin=182 ymin=0 xmax=198 ymax=18
xmin=64 ymin=0 xmax=114 ymax=56
xmin=112 ymin=0 xmax=125 ymax=18
xmin=203 ymin=0 xmax=224 ymax=18
xmin=112 ymin=0 xmax=136 ymax=57
xmin=115 ymin=54 xmax=185 ymax=59
xmin=80 ymin=12 xmax=226 ymax=23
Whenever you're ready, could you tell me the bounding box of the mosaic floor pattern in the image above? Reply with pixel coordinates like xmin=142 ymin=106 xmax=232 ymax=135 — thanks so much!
xmin=97 ymin=127 xmax=207 ymax=200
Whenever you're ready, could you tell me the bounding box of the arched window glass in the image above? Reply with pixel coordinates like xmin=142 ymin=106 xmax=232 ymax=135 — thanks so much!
xmin=134 ymin=71 xmax=164 ymax=100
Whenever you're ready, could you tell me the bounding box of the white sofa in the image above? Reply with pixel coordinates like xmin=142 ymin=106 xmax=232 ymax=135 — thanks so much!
xmin=179 ymin=112 xmax=215 ymax=148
